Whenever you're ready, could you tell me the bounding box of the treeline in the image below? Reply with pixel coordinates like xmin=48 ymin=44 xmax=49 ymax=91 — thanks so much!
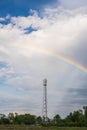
xmin=0 ymin=106 xmax=87 ymax=126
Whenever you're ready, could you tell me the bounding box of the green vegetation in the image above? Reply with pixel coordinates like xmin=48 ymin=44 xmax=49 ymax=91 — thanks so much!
xmin=0 ymin=106 xmax=87 ymax=128
xmin=0 ymin=126 xmax=86 ymax=130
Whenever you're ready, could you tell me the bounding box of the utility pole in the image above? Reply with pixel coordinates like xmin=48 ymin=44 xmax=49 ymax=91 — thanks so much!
xmin=42 ymin=79 xmax=48 ymax=122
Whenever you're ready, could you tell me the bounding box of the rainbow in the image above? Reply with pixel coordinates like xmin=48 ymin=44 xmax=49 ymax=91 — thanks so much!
xmin=16 ymin=44 xmax=87 ymax=73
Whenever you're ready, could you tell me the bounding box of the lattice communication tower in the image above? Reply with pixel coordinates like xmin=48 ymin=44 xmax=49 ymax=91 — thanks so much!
xmin=42 ymin=79 xmax=48 ymax=122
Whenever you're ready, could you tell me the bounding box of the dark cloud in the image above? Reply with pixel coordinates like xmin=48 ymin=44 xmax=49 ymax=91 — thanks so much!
xmin=62 ymin=82 xmax=87 ymax=106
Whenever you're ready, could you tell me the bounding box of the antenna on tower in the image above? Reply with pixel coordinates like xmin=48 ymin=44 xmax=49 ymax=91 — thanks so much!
xmin=42 ymin=79 xmax=48 ymax=123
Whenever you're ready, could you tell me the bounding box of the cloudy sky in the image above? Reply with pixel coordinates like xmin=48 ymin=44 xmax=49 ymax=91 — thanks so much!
xmin=0 ymin=0 xmax=87 ymax=118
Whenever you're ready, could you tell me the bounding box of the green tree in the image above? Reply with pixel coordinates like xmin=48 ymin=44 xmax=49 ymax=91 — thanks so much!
xmin=23 ymin=114 xmax=36 ymax=125
xmin=36 ymin=116 xmax=42 ymax=125
xmin=83 ymin=106 xmax=87 ymax=126
xmin=13 ymin=114 xmax=36 ymax=125
xmin=53 ymin=114 xmax=61 ymax=126
xmin=8 ymin=113 xmax=15 ymax=123
xmin=65 ymin=110 xmax=84 ymax=126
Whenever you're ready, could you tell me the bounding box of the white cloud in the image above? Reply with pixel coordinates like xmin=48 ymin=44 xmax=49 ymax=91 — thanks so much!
xmin=59 ymin=0 xmax=87 ymax=9
xmin=0 ymin=17 xmax=5 ymax=21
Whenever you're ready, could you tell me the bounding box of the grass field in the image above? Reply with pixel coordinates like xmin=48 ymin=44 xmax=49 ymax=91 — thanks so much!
xmin=0 ymin=126 xmax=86 ymax=130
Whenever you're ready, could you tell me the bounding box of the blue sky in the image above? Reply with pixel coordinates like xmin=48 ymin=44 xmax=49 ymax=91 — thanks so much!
xmin=0 ymin=0 xmax=87 ymax=118
xmin=0 ymin=0 xmax=57 ymax=17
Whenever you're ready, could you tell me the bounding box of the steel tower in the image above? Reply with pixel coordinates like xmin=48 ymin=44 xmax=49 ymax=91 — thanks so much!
xmin=42 ymin=79 xmax=48 ymax=122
